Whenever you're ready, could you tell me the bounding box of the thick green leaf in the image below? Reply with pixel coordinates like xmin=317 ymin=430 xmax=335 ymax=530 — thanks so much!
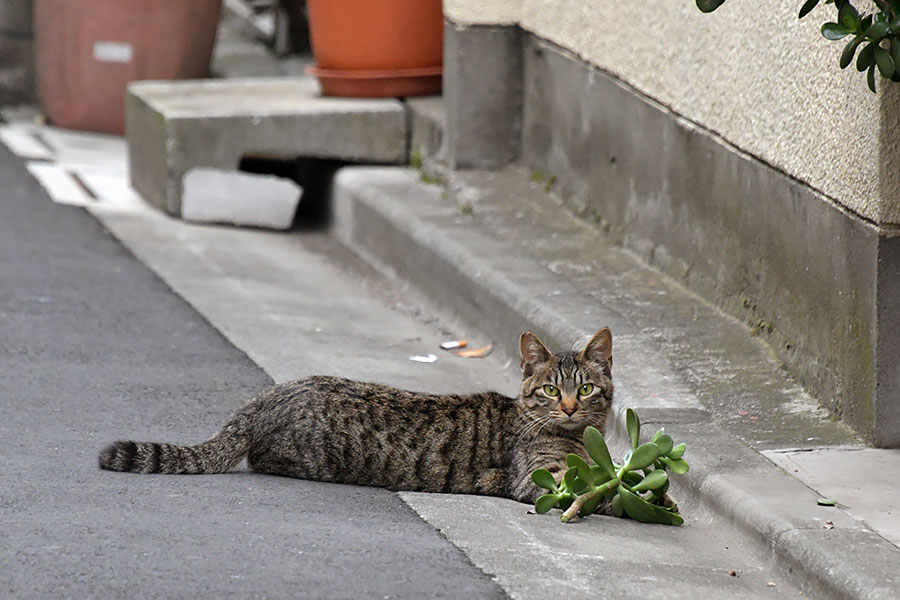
xmin=860 ymin=14 xmax=873 ymax=33
xmin=669 ymin=443 xmax=686 ymax=460
xmin=839 ymin=2 xmax=860 ymax=31
xmin=535 ymin=494 xmax=559 ymax=514
xmin=868 ymin=63 xmax=878 ymax=92
xmin=579 ymin=493 xmax=605 ymax=517
xmin=799 ymin=0 xmax=820 ymax=18
xmin=631 ymin=469 xmax=669 ymax=492
xmin=622 ymin=470 xmax=644 ymax=486
xmin=619 ymin=487 xmax=660 ymax=523
xmin=822 ymin=22 xmax=852 ymax=40
xmin=841 ymin=35 xmax=865 ymax=68
xmin=653 ymin=434 xmax=674 ymax=456
xmin=649 ymin=478 xmax=671 ymax=501
xmin=626 ymin=408 xmax=640 ymax=450
xmin=867 ymin=21 xmax=891 ymax=39
xmin=875 ymin=45 xmax=895 ymax=77
xmin=696 ymin=0 xmax=727 ymax=13
xmin=891 ymin=15 xmax=900 ymax=34
xmin=620 ymin=487 xmax=684 ymax=525
xmin=655 ymin=505 xmax=685 ymax=526
xmin=624 ymin=442 xmax=660 ymax=471
xmin=611 ymin=493 xmax=624 ymax=517
xmin=566 ymin=453 xmax=595 ymax=486
xmin=583 ymin=426 xmax=616 ymax=478
xmin=590 ymin=465 xmax=613 ymax=486
xmin=558 ymin=494 xmax=574 ymax=511
xmin=531 ymin=468 xmax=558 ymax=491
xmin=857 ymin=42 xmax=876 ymax=70
xmin=563 ymin=467 xmax=578 ymax=493
xmin=892 ymin=38 xmax=900 ymax=69
xmin=661 ymin=456 xmax=691 ymax=474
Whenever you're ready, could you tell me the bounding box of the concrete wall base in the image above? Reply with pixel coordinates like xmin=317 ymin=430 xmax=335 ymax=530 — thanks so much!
xmin=444 ymin=22 xmax=900 ymax=446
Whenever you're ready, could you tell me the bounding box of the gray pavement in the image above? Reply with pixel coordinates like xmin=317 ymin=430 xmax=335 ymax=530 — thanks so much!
xmin=0 ymin=143 xmax=506 ymax=599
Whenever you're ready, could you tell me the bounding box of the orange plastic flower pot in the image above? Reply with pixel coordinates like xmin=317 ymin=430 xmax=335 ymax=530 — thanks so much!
xmin=306 ymin=0 xmax=443 ymax=98
xmin=34 ymin=0 xmax=221 ymax=134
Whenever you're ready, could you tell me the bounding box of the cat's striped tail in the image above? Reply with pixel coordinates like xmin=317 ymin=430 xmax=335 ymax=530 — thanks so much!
xmin=98 ymin=410 xmax=253 ymax=474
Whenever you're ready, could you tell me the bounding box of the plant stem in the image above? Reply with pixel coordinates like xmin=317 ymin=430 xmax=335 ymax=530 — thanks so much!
xmin=560 ymin=479 xmax=619 ymax=522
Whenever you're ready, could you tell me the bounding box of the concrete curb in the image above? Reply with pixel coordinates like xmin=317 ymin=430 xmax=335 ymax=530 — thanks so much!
xmin=330 ymin=166 xmax=900 ymax=600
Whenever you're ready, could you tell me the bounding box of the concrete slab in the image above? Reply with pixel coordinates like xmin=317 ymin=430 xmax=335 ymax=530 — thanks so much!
xmin=764 ymin=448 xmax=900 ymax=547
xmin=181 ymin=167 xmax=301 ymax=230
xmin=126 ymin=77 xmax=408 ymax=216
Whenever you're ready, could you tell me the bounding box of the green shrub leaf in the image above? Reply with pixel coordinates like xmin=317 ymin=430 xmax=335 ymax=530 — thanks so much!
xmin=867 ymin=21 xmax=891 ymax=39
xmin=535 ymin=494 xmax=559 ymax=514
xmin=579 ymin=493 xmax=605 ymax=517
xmin=631 ymin=469 xmax=669 ymax=492
xmin=531 ymin=468 xmax=558 ymax=491
xmin=624 ymin=442 xmax=660 ymax=471
xmin=566 ymin=453 xmax=595 ymax=486
xmin=841 ymin=35 xmax=865 ymax=68
xmin=653 ymin=434 xmax=674 ymax=456
xmin=875 ymin=45 xmax=895 ymax=77
xmin=669 ymin=443 xmax=686 ymax=460
xmin=838 ymin=2 xmax=860 ymax=31
xmin=583 ymin=426 xmax=617 ymax=478
xmin=868 ymin=63 xmax=878 ymax=92
xmin=695 ymin=0 xmax=727 ymax=13
xmin=799 ymin=0 xmax=820 ymax=19
xmin=857 ymin=42 xmax=876 ymax=71
xmin=822 ymin=22 xmax=852 ymax=40
xmin=626 ymin=408 xmax=641 ymax=450
xmin=661 ymin=456 xmax=691 ymax=474
xmin=618 ymin=487 xmax=660 ymax=523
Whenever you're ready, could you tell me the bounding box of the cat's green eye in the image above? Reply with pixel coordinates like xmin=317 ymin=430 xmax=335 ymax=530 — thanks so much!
xmin=579 ymin=383 xmax=594 ymax=396
xmin=542 ymin=384 xmax=560 ymax=397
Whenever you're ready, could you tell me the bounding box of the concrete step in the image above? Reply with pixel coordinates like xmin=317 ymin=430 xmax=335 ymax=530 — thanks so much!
xmin=330 ymin=165 xmax=900 ymax=600
xmin=126 ymin=77 xmax=408 ymax=217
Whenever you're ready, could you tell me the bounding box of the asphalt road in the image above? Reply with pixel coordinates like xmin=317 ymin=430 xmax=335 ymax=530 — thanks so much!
xmin=0 ymin=144 xmax=506 ymax=599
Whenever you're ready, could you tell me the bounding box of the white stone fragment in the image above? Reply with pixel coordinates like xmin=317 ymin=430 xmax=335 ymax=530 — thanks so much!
xmin=181 ymin=167 xmax=302 ymax=230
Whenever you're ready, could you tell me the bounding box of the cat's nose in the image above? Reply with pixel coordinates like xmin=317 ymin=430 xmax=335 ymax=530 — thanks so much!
xmin=561 ymin=404 xmax=577 ymax=416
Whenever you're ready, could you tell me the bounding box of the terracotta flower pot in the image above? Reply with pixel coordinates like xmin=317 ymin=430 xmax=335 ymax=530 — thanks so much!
xmin=306 ymin=0 xmax=443 ymax=98
xmin=34 ymin=0 xmax=221 ymax=134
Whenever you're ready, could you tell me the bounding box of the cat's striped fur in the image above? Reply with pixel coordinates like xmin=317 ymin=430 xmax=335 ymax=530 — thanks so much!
xmin=99 ymin=329 xmax=614 ymax=504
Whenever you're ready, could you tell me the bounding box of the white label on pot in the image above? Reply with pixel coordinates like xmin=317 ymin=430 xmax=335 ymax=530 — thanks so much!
xmin=93 ymin=41 xmax=133 ymax=64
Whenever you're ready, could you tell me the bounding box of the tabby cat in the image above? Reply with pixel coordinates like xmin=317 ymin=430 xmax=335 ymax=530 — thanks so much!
xmin=99 ymin=328 xmax=614 ymax=505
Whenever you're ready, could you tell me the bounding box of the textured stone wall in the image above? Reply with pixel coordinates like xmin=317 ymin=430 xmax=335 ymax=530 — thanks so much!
xmin=444 ymin=0 xmax=900 ymax=226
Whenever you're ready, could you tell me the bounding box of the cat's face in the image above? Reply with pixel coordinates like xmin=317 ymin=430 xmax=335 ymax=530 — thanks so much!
xmin=518 ymin=329 xmax=613 ymax=432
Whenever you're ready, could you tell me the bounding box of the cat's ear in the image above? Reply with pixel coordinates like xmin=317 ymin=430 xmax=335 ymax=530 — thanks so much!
xmin=581 ymin=327 xmax=612 ymax=368
xmin=520 ymin=331 xmax=552 ymax=376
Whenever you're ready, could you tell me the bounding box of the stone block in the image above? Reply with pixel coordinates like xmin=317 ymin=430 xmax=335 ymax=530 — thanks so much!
xmin=443 ymin=22 xmax=522 ymax=169
xmin=126 ymin=77 xmax=407 ymax=216
xmin=181 ymin=167 xmax=301 ymax=230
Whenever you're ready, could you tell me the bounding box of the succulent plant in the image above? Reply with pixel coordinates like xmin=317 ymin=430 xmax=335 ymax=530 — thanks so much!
xmin=531 ymin=408 xmax=688 ymax=526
